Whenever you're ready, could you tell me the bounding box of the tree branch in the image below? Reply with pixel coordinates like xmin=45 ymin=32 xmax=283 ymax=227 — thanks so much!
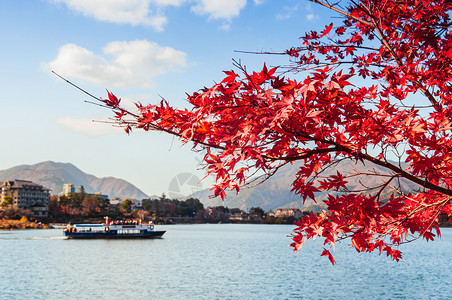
xmin=308 ymin=0 xmax=374 ymax=27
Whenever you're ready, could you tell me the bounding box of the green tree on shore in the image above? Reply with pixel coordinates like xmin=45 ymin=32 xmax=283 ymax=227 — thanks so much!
xmin=120 ymin=199 xmax=132 ymax=214
xmin=0 ymin=196 xmax=12 ymax=208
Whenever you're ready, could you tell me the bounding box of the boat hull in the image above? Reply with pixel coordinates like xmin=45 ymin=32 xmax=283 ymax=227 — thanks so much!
xmin=64 ymin=230 xmax=166 ymax=239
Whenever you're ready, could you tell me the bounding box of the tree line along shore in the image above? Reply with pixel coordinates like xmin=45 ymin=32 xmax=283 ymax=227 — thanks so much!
xmin=0 ymin=192 xmax=308 ymax=228
xmin=1 ymin=191 xmax=450 ymax=229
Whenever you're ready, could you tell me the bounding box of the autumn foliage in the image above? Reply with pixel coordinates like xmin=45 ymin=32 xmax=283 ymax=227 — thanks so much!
xmin=99 ymin=0 xmax=452 ymax=263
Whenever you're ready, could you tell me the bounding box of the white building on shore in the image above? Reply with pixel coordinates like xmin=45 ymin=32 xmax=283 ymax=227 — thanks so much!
xmin=1 ymin=179 xmax=50 ymax=217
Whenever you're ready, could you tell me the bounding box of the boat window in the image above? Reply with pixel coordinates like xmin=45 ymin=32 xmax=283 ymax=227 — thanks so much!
xmin=117 ymin=229 xmax=141 ymax=234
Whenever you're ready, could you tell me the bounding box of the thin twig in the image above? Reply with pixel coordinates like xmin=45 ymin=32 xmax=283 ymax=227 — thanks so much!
xmin=52 ymin=71 xmax=103 ymax=101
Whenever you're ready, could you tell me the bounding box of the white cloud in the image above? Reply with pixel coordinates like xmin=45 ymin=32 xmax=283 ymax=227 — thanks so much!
xmin=276 ymin=4 xmax=300 ymax=21
xmin=191 ymin=0 xmax=246 ymax=20
xmin=253 ymin=0 xmax=264 ymax=4
xmin=51 ymin=0 xmax=187 ymax=31
xmin=305 ymin=3 xmax=319 ymax=21
xmin=46 ymin=40 xmax=187 ymax=88
xmin=153 ymin=0 xmax=186 ymax=5
xmin=56 ymin=116 xmax=123 ymax=136
xmin=105 ymin=41 xmax=187 ymax=76
xmin=307 ymin=13 xmax=319 ymax=21
xmin=218 ymin=23 xmax=231 ymax=31
xmin=276 ymin=12 xmax=290 ymax=21
xmin=51 ymin=0 xmax=249 ymax=30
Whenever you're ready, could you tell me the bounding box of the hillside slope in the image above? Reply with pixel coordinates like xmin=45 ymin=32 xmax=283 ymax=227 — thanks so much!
xmin=0 ymin=161 xmax=149 ymax=199
xmin=193 ymin=160 xmax=421 ymax=211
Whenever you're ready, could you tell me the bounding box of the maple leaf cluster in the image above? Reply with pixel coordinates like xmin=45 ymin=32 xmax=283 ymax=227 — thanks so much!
xmin=100 ymin=0 xmax=452 ymax=263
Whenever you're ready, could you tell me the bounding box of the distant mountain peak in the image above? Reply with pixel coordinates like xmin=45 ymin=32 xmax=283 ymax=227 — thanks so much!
xmin=194 ymin=160 xmax=419 ymax=211
xmin=0 ymin=161 xmax=149 ymax=200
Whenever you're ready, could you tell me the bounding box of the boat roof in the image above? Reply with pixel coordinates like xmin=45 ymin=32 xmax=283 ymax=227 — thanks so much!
xmin=73 ymin=224 xmax=105 ymax=227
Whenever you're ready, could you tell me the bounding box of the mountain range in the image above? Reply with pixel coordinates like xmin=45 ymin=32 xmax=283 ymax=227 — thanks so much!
xmin=0 ymin=160 xmax=421 ymax=211
xmin=0 ymin=161 xmax=149 ymax=199
xmin=192 ymin=160 xmax=421 ymax=211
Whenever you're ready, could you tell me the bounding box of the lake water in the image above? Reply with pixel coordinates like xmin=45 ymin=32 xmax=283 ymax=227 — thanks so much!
xmin=0 ymin=224 xmax=450 ymax=299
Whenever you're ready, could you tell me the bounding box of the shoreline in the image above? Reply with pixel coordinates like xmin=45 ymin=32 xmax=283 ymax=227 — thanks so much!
xmin=0 ymin=219 xmax=52 ymax=230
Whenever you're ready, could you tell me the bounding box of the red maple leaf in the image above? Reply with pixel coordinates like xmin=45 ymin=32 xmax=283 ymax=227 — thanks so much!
xmin=92 ymin=0 xmax=452 ymax=265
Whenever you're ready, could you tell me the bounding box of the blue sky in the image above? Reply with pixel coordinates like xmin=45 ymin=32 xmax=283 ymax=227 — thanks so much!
xmin=0 ymin=0 xmax=331 ymax=197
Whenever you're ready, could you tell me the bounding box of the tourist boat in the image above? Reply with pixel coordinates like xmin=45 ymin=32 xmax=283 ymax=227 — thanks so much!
xmin=63 ymin=218 xmax=165 ymax=239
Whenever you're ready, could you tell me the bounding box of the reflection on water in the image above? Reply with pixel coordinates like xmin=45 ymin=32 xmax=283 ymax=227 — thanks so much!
xmin=0 ymin=225 xmax=450 ymax=299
